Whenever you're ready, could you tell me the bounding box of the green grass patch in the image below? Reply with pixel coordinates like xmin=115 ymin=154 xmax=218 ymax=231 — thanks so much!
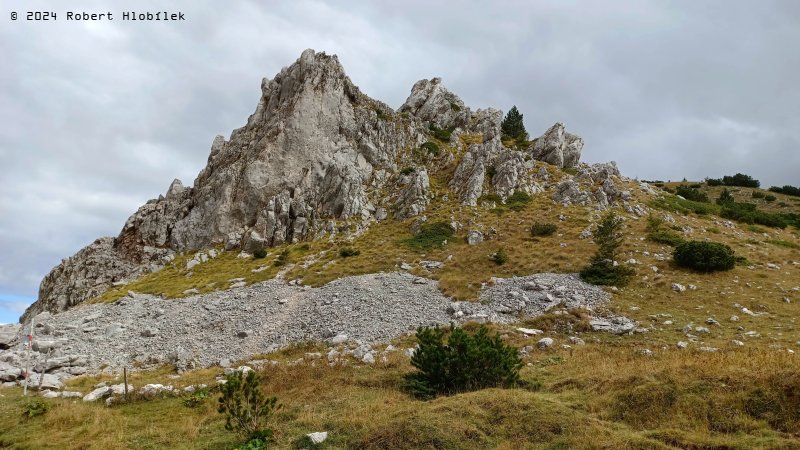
xmin=649 ymin=196 xmax=720 ymax=216
xmin=401 ymin=221 xmax=455 ymax=251
xmin=766 ymin=239 xmax=800 ymax=250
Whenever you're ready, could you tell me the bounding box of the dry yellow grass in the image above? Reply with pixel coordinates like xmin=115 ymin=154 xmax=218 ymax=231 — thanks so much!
xmin=3 ymin=339 xmax=800 ymax=449
xmin=7 ymin=149 xmax=800 ymax=448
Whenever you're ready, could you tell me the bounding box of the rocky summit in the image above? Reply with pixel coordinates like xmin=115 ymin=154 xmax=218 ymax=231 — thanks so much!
xmin=22 ymin=49 xmax=618 ymax=321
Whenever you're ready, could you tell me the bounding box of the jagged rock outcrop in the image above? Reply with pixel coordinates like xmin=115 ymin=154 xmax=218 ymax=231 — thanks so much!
xmin=23 ymin=238 xmax=139 ymax=321
xmin=23 ymin=49 xmax=600 ymax=321
xmin=394 ymin=170 xmax=432 ymax=220
xmin=399 ymin=78 xmax=470 ymax=130
xmin=491 ymin=150 xmax=544 ymax=200
xmin=530 ymin=122 xmax=583 ymax=168
xmin=450 ymin=138 xmax=501 ymax=206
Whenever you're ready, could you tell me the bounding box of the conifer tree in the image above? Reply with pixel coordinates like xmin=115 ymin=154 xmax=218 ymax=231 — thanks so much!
xmin=501 ymin=105 xmax=527 ymax=140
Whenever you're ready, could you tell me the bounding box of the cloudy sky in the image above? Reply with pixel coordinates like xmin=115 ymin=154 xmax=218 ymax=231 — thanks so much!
xmin=1 ymin=0 xmax=798 ymax=323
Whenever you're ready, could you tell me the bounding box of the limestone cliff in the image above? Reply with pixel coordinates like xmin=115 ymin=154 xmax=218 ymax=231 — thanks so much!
xmin=22 ymin=49 xmax=599 ymax=321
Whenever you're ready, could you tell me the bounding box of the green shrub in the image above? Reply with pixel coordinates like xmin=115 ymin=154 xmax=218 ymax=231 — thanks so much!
xmin=403 ymin=324 xmax=522 ymax=399
xmin=491 ymin=248 xmax=508 ymax=265
xmin=428 ymin=125 xmax=454 ymax=142
xmin=237 ymin=430 xmax=274 ymax=450
xmin=751 ymin=191 xmax=766 ymax=199
xmin=580 ymin=211 xmax=635 ymax=287
xmin=675 ymin=185 xmax=709 ymax=203
xmin=767 ymin=239 xmax=800 ymax=250
xmin=720 ymin=202 xmax=787 ymax=228
xmin=420 ymin=141 xmax=441 ymax=156
xmin=184 ymin=387 xmax=210 ymax=408
xmin=716 ymin=188 xmax=735 ymax=206
xmin=253 ymin=249 xmax=267 ymax=259
xmin=705 ymin=178 xmax=724 ymax=186
xmin=273 ymin=249 xmax=290 ymax=267
xmin=649 ymin=196 xmax=719 ymax=216
xmin=645 ymin=214 xmax=664 ymax=233
xmin=505 ymin=190 xmax=531 ymax=211
xmin=648 ymin=230 xmax=685 ymax=247
xmin=579 ymin=261 xmax=635 ymax=287
xmin=769 ymin=185 xmax=800 ymax=197
xmin=530 ymin=222 xmax=557 ymax=237
xmin=403 ymin=221 xmax=454 ymax=251
xmin=689 ymin=183 xmax=702 ymax=189
xmin=722 ymin=173 xmax=760 ymax=188
xmin=400 ymin=167 xmax=415 ymax=176
xmin=21 ymin=399 xmax=50 ymax=419
xmin=218 ymin=370 xmax=280 ymax=440
xmin=339 ymin=247 xmax=360 ymax=258
xmin=486 ymin=165 xmax=497 ymax=180
xmin=765 ymin=194 xmax=777 ymax=202
xmin=374 ymin=107 xmax=389 ymax=121
xmin=673 ymin=241 xmax=735 ymax=272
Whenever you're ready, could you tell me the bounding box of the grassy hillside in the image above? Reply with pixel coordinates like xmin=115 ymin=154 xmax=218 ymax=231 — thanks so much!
xmin=4 ymin=164 xmax=800 ymax=448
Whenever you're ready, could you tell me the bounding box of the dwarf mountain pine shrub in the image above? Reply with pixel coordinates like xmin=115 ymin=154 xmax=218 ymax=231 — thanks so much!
xmin=404 ymin=324 xmax=522 ymax=399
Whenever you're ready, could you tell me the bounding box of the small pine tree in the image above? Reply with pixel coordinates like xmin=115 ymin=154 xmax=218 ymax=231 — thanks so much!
xmin=218 ymin=370 xmax=280 ymax=440
xmin=591 ymin=210 xmax=625 ymax=264
xmin=501 ymin=106 xmax=527 ymax=141
xmin=580 ymin=210 xmax=635 ymax=287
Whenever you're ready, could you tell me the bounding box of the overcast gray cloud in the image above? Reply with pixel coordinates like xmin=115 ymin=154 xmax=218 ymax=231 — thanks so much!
xmin=1 ymin=0 xmax=798 ymax=322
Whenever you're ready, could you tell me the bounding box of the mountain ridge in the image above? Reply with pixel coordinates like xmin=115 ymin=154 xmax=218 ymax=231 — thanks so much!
xmin=22 ymin=49 xmax=606 ymax=322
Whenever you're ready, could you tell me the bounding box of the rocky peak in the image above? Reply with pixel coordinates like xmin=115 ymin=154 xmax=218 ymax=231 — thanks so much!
xmin=22 ymin=49 xmax=610 ymax=322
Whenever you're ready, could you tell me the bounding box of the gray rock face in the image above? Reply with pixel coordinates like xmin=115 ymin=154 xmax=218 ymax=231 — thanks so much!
xmin=24 ymin=49 xmax=427 ymax=320
xmin=530 ymin=122 xmax=583 ymax=168
xmin=23 ymin=49 xmax=595 ymax=320
xmin=450 ymin=138 xmax=502 ymax=205
xmin=22 ymin=238 xmax=139 ymax=322
xmin=0 ymin=324 xmax=19 ymax=350
xmin=399 ymin=78 xmax=469 ymax=130
xmin=394 ymin=170 xmax=431 ymax=220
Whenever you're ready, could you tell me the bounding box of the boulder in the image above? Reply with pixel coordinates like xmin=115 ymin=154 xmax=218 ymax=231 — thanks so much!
xmin=398 ymin=78 xmax=469 ymax=130
xmin=467 ymin=230 xmax=483 ymax=245
xmin=0 ymin=324 xmax=19 ymax=350
xmin=529 ymin=123 xmax=583 ymax=168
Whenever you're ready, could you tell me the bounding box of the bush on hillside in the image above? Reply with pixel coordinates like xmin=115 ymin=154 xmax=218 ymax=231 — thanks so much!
xmin=705 ymin=178 xmax=724 ymax=186
xmin=675 ymin=185 xmax=709 ymax=203
xmin=253 ymin=249 xmax=267 ymax=259
xmin=673 ymin=241 xmax=735 ymax=272
xmin=716 ymin=188 xmax=735 ymax=206
xmin=765 ymin=194 xmax=777 ymax=202
xmin=720 ymin=202 xmax=787 ymax=228
xmin=429 ymin=125 xmax=454 ymax=142
xmin=404 ymin=221 xmax=454 ymax=250
xmin=530 ymin=222 xmax=557 ymax=237
xmin=580 ymin=211 xmax=635 ymax=287
xmin=722 ymin=173 xmax=760 ymax=188
xmin=505 ymin=190 xmax=531 ymax=211
xmin=769 ymin=185 xmax=800 ymax=197
xmin=491 ymin=248 xmax=508 ymax=265
xmin=339 ymin=247 xmax=360 ymax=258
xmin=404 ymin=324 xmax=522 ymax=399
xmin=218 ymin=370 xmax=280 ymax=441
xmin=751 ymin=191 xmax=765 ymax=199
xmin=648 ymin=230 xmax=685 ymax=247
xmin=420 ymin=141 xmax=441 ymax=156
